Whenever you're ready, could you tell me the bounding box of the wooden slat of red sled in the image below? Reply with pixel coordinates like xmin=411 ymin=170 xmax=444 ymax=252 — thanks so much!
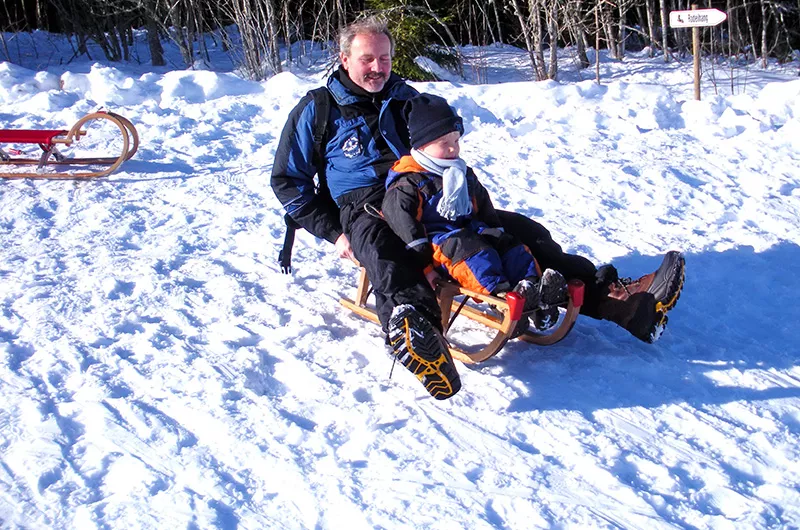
xmin=0 ymin=130 xmax=67 ymax=145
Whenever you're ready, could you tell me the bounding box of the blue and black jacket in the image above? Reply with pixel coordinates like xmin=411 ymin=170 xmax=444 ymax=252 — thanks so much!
xmin=271 ymin=67 xmax=418 ymax=243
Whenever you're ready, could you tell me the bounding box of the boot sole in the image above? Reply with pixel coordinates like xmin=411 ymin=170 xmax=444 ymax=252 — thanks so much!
xmin=654 ymin=253 xmax=685 ymax=314
xmin=388 ymin=309 xmax=461 ymax=400
xmin=645 ymin=252 xmax=684 ymax=343
xmin=540 ymin=269 xmax=568 ymax=306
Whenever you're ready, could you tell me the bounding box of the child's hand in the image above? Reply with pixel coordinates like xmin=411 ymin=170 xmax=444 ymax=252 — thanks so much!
xmin=424 ymin=269 xmax=441 ymax=291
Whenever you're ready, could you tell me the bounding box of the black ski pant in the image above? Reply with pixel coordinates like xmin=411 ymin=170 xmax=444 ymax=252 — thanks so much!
xmin=347 ymin=208 xmax=442 ymax=333
xmin=342 ymin=200 xmax=640 ymax=336
xmin=497 ymin=210 xmax=644 ymax=331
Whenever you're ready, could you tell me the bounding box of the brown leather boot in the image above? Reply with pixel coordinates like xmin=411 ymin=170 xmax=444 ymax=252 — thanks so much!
xmin=607 ymin=272 xmax=655 ymax=301
xmin=607 ymin=251 xmax=685 ymax=313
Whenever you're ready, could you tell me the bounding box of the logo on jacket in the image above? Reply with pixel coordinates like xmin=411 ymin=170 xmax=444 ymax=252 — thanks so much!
xmin=342 ymin=134 xmax=362 ymax=159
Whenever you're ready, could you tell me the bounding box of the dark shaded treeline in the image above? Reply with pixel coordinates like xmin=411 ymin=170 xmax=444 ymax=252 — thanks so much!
xmin=2 ymin=0 xmax=797 ymax=79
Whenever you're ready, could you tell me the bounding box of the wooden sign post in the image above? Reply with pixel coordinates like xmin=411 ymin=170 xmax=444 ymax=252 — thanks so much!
xmin=669 ymin=6 xmax=728 ymax=100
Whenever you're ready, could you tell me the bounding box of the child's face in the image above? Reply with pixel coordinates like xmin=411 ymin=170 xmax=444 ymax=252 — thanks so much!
xmin=419 ymin=131 xmax=461 ymax=160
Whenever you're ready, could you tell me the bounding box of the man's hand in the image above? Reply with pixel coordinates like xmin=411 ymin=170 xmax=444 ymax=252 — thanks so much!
xmin=424 ymin=268 xmax=441 ymax=292
xmin=335 ymin=233 xmax=360 ymax=266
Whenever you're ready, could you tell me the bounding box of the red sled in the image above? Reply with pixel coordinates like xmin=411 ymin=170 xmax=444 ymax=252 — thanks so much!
xmin=0 ymin=111 xmax=138 ymax=179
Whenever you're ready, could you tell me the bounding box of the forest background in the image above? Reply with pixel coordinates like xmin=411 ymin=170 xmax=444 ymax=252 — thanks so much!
xmin=2 ymin=0 xmax=799 ymax=84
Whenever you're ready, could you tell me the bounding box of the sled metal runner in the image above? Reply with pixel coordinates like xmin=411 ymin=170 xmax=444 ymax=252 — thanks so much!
xmin=340 ymin=268 xmax=585 ymax=364
xmin=0 ymin=112 xmax=139 ymax=179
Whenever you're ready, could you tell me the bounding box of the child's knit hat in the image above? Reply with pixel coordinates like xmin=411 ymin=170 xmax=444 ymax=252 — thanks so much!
xmin=404 ymin=93 xmax=464 ymax=149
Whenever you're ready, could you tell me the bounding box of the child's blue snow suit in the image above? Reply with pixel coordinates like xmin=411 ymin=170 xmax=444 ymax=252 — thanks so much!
xmin=382 ymin=155 xmax=540 ymax=295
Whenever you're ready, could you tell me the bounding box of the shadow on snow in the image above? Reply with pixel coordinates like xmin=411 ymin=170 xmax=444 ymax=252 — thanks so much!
xmin=480 ymin=242 xmax=800 ymax=413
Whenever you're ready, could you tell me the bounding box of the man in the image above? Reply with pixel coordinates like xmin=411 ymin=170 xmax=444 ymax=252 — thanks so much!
xmin=272 ymin=17 xmax=461 ymax=400
xmin=271 ymin=17 xmax=684 ymax=401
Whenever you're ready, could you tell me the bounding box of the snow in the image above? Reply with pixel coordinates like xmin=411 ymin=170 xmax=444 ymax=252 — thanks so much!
xmin=2 ymin=31 xmax=800 ymax=529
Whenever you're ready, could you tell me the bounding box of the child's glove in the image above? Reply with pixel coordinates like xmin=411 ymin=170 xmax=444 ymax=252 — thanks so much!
xmin=424 ymin=267 xmax=442 ymax=292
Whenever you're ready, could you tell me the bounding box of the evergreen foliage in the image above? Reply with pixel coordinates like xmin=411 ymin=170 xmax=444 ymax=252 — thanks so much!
xmin=364 ymin=1 xmax=461 ymax=81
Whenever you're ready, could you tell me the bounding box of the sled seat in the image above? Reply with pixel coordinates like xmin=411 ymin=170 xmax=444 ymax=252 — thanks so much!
xmin=0 ymin=111 xmax=138 ymax=179
xmin=0 ymin=129 xmax=69 ymax=145
xmin=340 ymin=268 xmax=584 ymax=364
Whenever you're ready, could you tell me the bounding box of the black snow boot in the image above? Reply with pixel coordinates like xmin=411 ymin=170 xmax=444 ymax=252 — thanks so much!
xmin=533 ymin=269 xmax=568 ymax=330
xmin=387 ymin=305 xmax=461 ymax=400
xmin=600 ymin=292 xmax=668 ymax=343
xmin=514 ymin=269 xmax=568 ymax=331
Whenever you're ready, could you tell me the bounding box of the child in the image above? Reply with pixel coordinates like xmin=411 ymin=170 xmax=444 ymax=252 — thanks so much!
xmin=382 ymin=93 xmax=567 ymax=331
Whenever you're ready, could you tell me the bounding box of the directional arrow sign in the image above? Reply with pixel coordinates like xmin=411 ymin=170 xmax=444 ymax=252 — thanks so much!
xmin=670 ymin=8 xmax=727 ymax=28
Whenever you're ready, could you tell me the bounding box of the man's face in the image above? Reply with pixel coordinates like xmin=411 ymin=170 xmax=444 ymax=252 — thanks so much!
xmin=340 ymin=33 xmax=392 ymax=93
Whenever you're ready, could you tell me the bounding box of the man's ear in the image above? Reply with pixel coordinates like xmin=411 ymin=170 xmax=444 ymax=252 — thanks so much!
xmin=340 ymin=52 xmax=348 ymax=69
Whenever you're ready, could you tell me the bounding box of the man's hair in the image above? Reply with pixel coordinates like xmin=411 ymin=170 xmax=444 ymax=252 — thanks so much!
xmin=338 ymin=16 xmax=395 ymax=57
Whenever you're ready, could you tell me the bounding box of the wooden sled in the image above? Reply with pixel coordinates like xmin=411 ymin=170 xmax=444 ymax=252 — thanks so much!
xmin=0 ymin=111 xmax=139 ymax=179
xmin=340 ymin=268 xmax=585 ymax=365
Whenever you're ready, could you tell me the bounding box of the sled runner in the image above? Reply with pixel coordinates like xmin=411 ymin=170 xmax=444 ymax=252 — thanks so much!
xmin=0 ymin=111 xmax=139 ymax=179
xmin=340 ymin=268 xmax=585 ymax=364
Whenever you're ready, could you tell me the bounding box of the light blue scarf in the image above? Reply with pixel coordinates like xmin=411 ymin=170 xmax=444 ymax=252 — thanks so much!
xmin=410 ymin=148 xmax=472 ymax=221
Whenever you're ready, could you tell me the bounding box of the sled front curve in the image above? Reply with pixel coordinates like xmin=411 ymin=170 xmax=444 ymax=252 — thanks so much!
xmin=105 ymin=112 xmax=140 ymax=160
xmin=339 ymin=268 xmax=584 ymax=365
xmin=0 ymin=111 xmax=137 ymax=179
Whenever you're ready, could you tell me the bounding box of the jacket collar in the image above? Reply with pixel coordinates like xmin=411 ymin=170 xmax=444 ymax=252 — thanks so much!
xmin=327 ymin=66 xmax=416 ymax=107
xmin=385 ymin=155 xmax=427 ymax=188
xmin=390 ymin=155 xmax=425 ymax=174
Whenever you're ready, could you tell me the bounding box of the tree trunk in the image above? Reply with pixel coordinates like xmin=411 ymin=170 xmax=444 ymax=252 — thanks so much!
xmin=564 ymin=0 xmax=590 ymax=69
xmin=283 ymin=0 xmax=293 ymax=65
xmin=532 ymin=0 xmax=548 ymax=79
xmin=170 ymin=8 xmax=193 ymax=67
xmin=266 ymin=0 xmax=282 ymax=73
xmin=492 ymin=0 xmax=504 ymax=44
xmin=726 ymin=0 xmax=733 ymax=56
xmin=676 ymin=0 xmax=690 ymax=57
xmin=744 ymin=0 xmax=758 ymax=63
xmin=476 ymin=1 xmax=496 ymax=44
xmin=147 ymin=17 xmax=165 ymax=66
xmin=509 ymin=0 xmax=541 ymax=78
xmin=644 ymin=0 xmax=656 ymax=57
xmin=105 ymin=22 xmax=122 ymax=61
xmin=604 ymin=18 xmax=619 ymax=59
xmin=336 ymin=0 xmax=345 ymax=33
xmin=596 ymin=1 xmax=602 ymax=82
xmin=618 ymin=0 xmax=627 ymax=59
xmin=660 ymin=0 xmax=669 ymax=61
xmin=547 ymin=0 xmax=558 ymax=79
xmin=759 ymin=0 xmax=768 ymax=67
xmin=573 ymin=21 xmax=590 ymax=69
xmin=35 ymin=0 xmax=46 ymax=29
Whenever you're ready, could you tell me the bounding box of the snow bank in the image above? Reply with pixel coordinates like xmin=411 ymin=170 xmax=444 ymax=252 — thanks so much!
xmin=158 ymin=70 xmax=263 ymax=107
xmin=0 ymin=62 xmax=60 ymax=104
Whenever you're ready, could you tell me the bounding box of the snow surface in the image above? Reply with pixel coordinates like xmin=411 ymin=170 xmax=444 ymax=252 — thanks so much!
xmin=2 ymin=32 xmax=800 ymax=529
